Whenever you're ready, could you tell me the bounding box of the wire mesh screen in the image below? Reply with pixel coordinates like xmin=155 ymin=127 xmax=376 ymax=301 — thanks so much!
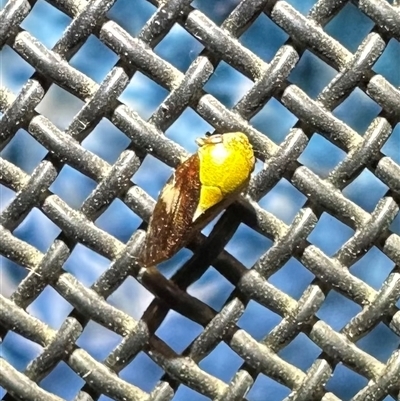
xmin=1 ymin=0 xmax=400 ymax=400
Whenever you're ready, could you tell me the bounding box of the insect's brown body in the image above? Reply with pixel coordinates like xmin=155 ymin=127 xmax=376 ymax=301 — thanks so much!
xmin=141 ymin=154 xmax=201 ymax=266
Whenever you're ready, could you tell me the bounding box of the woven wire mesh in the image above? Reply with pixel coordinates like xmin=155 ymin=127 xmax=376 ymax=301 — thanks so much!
xmin=1 ymin=0 xmax=400 ymax=400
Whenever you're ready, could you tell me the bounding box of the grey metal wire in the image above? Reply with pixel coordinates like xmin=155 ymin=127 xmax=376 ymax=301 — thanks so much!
xmin=0 ymin=0 xmax=400 ymax=400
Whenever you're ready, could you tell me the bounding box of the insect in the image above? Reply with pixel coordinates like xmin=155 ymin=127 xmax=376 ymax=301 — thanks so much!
xmin=140 ymin=132 xmax=255 ymax=266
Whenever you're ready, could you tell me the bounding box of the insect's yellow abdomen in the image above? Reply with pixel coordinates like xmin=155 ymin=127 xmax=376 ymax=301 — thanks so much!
xmin=194 ymin=132 xmax=255 ymax=220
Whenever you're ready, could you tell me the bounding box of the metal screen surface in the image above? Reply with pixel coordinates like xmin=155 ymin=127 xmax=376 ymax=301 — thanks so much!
xmin=1 ymin=0 xmax=400 ymax=400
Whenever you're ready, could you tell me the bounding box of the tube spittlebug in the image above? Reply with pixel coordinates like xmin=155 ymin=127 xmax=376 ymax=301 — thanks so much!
xmin=140 ymin=132 xmax=255 ymax=266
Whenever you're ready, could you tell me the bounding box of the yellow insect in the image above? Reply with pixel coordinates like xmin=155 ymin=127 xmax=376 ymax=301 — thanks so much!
xmin=140 ymin=132 xmax=255 ymax=266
